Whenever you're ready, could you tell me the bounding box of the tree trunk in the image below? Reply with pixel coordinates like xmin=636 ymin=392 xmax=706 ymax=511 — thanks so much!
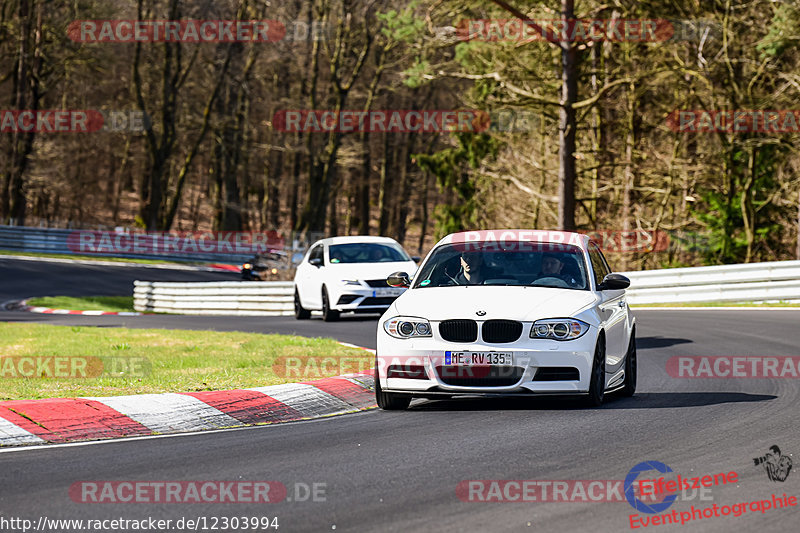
xmin=557 ymin=0 xmax=578 ymax=231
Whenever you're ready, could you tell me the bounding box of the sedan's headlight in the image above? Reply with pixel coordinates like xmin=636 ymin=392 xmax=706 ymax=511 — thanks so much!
xmin=384 ymin=316 xmax=433 ymax=339
xmin=340 ymin=279 xmax=362 ymax=286
xmin=530 ymin=318 xmax=589 ymax=341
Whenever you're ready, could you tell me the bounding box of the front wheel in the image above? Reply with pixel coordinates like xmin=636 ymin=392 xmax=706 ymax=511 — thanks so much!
xmin=321 ymin=287 xmax=340 ymax=322
xmin=375 ymin=367 xmax=411 ymax=410
xmin=620 ymin=328 xmax=637 ymax=397
xmin=294 ymin=289 xmax=311 ymax=320
xmin=584 ymin=335 xmax=606 ymax=407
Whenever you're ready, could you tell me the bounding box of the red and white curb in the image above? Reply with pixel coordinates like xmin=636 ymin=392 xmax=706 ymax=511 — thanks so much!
xmin=13 ymin=299 xmax=142 ymax=316
xmin=337 ymin=341 xmax=376 ymax=354
xmin=0 ymin=373 xmax=375 ymax=447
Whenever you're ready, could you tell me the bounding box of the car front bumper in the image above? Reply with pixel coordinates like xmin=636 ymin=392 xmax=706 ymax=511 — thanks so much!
xmin=376 ymin=329 xmax=597 ymax=395
xmin=332 ymin=287 xmax=406 ymax=312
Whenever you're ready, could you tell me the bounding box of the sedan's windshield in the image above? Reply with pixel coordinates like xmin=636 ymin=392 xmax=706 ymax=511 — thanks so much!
xmin=328 ymin=243 xmax=411 ymax=264
xmin=413 ymin=242 xmax=589 ymax=290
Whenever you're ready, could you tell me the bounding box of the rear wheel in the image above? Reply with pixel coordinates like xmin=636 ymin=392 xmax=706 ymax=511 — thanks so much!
xmin=294 ymin=289 xmax=310 ymax=320
xmin=375 ymin=367 xmax=411 ymax=410
xmin=620 ymin=328 xmax=637 ymax=397
xmin=584 ymin=335 xmax=606 ymax=407
xmin=321 ymin=287 xmax=339 ymax=322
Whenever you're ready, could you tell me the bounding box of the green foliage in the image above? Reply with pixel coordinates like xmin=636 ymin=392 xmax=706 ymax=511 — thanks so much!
xmin=693 ymin=143 xmax=787 ymax=264
xmin=404 ymin=58 xmax=431 ymax=89
xmin=757 ymin=3 xmax=800 ymax=58
xmin=377 ymin=1 xmax=425 ymax=42
xmin=415 ymin=132 xmax=499 ymax=237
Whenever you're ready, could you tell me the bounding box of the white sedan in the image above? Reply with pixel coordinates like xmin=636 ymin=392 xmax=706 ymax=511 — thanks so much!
xmin=293 ymin=236 xmax=419 ymax=321
xmin=375 ymin=229 xmax=636 ymax=409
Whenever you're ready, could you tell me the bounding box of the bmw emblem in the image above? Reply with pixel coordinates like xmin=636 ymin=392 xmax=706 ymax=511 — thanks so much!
xmin=476 ymin=310 xmax=487 ymax=316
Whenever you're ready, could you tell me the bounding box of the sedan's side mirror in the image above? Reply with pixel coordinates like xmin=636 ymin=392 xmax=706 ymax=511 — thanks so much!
xmin=387 ymin=271 xmax=411 ymax=288
xmin=411 ymin=256 xmax=421 ymax=263
xmin=598 ymin=273 xmax=630 ymax=291
xmin=309 ymin=257 xmax=323 ymax=267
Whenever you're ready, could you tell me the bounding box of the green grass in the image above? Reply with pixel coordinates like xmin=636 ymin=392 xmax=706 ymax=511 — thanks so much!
xmin=27 ymin=295 xmax=135 ymax=312
xmin=631 ymin=301 xmax=800 ymax=308
xmin=0 ymin=249 xmax=222 ymax=266
xmin=0 ymin=323 xmax=371 ymax=400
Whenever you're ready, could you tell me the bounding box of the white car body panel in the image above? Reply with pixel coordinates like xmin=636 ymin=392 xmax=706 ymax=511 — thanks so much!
xmin=294 ymin=236 xmax=418 ymax=314
xmin=376 ymin=229 xmax=635 ymax=398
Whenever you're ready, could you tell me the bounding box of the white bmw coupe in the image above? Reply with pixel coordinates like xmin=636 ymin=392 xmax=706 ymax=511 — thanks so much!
xmin=375 ymin=230 xmax=636 ymax=409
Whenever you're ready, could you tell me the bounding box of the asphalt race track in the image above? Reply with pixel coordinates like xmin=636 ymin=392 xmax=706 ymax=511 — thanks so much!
xmin=1 ymin=257 xmax=799 ymax=532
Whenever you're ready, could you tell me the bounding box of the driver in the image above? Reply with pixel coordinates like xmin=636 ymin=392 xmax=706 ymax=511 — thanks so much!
xmin=536 ymin=253 xmax=579 ymax=286
xmin=452 ymin=251 xmax=487 ymax=285
xmin=368 ymin=247 xmax=384 ymax=262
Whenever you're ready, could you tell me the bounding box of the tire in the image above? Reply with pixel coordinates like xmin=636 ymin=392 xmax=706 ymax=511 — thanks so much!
xmin=294 ymin=289 xmax=311 ymax=320
xmin=584 ymin=335 xmax=606 ymax=407
xmin=321 ymin=287 xmax=339 ymax=322
xmin=620 ymin=328 xmax=637 ymax=397
xmin=375 ymin=366 xmax=411 ymax=410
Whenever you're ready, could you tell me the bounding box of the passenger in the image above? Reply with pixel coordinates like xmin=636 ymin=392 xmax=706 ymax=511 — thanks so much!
xmin=535 ymin=253 xmax=579 ymax=286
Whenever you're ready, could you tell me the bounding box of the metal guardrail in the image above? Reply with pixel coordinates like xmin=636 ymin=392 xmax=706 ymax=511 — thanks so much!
xmin=0 ymin=225 xmax=312 ymax=266
xmin=623 ymin=260 xmax=800 ymax=304
xmin=134 ymin=281 xmax=294 ymax=315
xmin=133 ymin=260 xmax=800 ymax=316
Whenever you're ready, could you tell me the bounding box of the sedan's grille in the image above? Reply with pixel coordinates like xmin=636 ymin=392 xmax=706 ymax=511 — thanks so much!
xmin=481 ymin=320 xmax=523 ymax=343
xmin=533 ymin=367 xmax=580 ymax=381
xmin=365 ymin=279 xmax=389 ymax=288
xmin=436 ymin=366 xmax=524 ymax=387
xmin=358 ymin=297 xmax=396 ymax=307
xmin=439 ymin=320 xmax=478 ymax=342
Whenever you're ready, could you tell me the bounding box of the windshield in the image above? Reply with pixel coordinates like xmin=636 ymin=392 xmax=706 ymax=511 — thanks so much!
xmin=328 ymin=243 xmax=411 ymax=264
xmin=412 ymin=242 xmax=589 ymax=290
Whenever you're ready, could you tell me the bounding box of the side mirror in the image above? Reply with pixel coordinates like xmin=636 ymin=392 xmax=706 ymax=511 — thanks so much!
xmin=598 ymin=273 xmax=630 ymax=291
xmin=309 ymin=257 xmax=323 ymax=267
xmin=387 ymin=271 xmax=411 ymax=288
xmin=411 ymin=256 xmax=421 ymax=263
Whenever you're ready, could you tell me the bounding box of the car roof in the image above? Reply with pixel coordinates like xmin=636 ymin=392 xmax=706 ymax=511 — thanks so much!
xmin=435 ymin=229 xmax=590 ymax=250
xmin=311 ymin=235 xmax=403 ymax=247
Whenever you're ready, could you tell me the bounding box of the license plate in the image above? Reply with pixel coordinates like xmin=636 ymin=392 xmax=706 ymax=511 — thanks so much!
xmin=373 ymin=288 xmax=404 ymax=297
xmin=444 ymin=351 xmax=514 ymax=366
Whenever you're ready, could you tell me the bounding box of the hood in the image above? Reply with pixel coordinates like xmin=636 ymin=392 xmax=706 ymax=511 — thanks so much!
xmin=393 ymin=286 xmax=596 ymax=322
xmin=327 ymin=261 xmax=417 ymax=281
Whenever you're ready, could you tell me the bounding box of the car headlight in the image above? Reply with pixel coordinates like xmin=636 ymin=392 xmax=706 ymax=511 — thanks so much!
xmin=384 ymin=317 xmax=432 ymax=339
xmin=243 ymin=263 xmax=252 ymax=270
xmin=340 ymin=279 xmax=362 ymax=286
xmin=530 ymin=318 xmax=589 ymax=341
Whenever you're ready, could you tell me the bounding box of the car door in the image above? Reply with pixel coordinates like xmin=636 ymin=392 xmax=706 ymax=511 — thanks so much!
xmin=589 ymin=243 xmax=627 ymax=366
xmin=299 ymin=244 xmax=325 ymax=309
